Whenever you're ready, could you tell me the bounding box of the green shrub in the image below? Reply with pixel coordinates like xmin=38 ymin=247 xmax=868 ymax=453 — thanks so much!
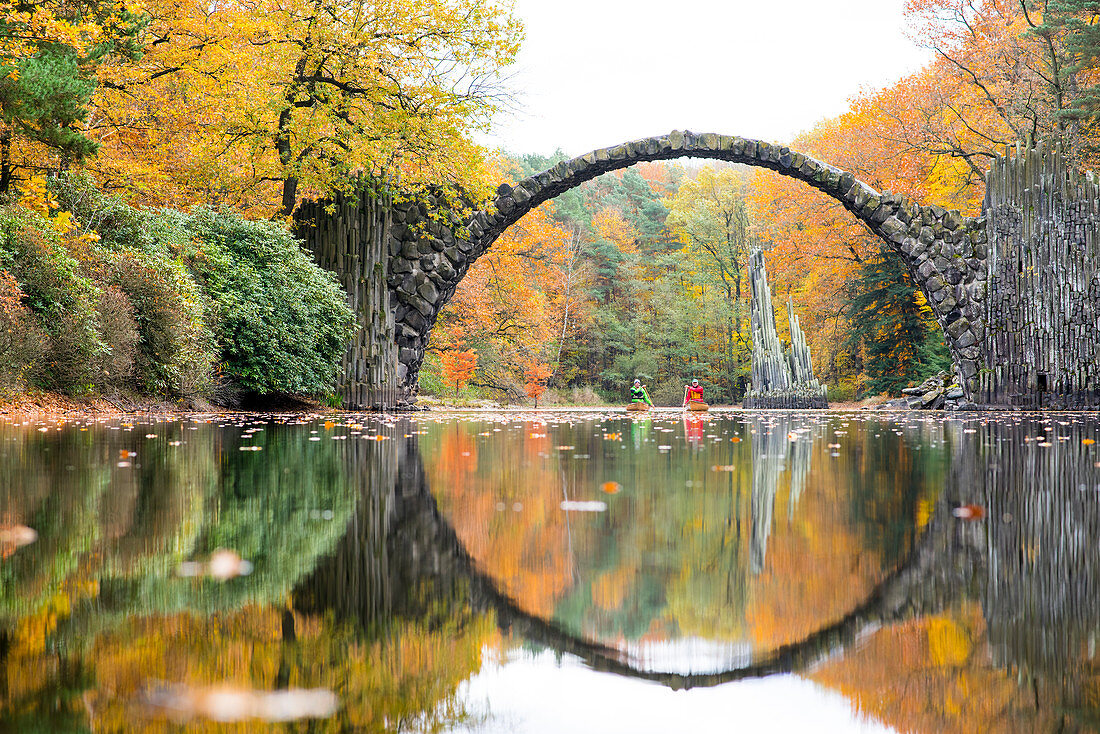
xmin=98 ymin=247 xmax=214 ymax=396
xmin=93 ymin=284 xmax=139 ymax=388
xmin=0 ymin=207 xmax=105 ymax=393
xmin=827 ymin=379 xmax=859 ymax=403
xmin=50 ymin=177 xmax=217 ymax=396
xmin=51 ymin=172 xmax=178 ymax=255
xmin=0 ymin=270 xmax=46 ymax=394
xmin=181 ymin=209 xmax=354 ymax=396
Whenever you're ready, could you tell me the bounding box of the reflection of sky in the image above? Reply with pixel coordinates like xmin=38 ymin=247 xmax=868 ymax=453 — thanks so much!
xmin=449 ymin=649 xmax=896 ymax=734
xmin=620 ymin=637 xmax=752 ymax=675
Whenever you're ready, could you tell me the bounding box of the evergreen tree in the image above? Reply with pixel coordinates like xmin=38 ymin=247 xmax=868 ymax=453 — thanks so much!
xmin=0 ymin=0 xmax=147 ymax=191
xmin=843 ymin=248 xmax=950 ymax=395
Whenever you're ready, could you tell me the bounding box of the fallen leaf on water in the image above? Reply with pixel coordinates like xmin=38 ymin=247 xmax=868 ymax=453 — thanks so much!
xmin=178 ymin=549 xmax=253 ymax=580
xmin=601 ymin=481 xmax=621 ymax=494
xmin=952 ymin=504 xmax=986 ymax=520
xmin=560 ymin=500 xmax=607 ymax=512
xmin=1083 ymin=438 xmax=1095 ymax=445
xmin=0 ymin=524 xmax=37 ymax=549
xmin=731 ymin=437 xmax=741 ymax=443
xmin=143 ymin=683 xmax=338 ymax=722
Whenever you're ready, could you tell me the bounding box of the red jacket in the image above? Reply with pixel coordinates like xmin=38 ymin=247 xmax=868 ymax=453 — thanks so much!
xmin=687 ymin=385 xmax=704 ymax=401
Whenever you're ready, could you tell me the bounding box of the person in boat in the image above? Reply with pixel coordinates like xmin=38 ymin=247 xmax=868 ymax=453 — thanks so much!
xmin=630 ymin=379 xmax=653 ymax=406
xmin=684 ymin=379 xmax=704 ymax=406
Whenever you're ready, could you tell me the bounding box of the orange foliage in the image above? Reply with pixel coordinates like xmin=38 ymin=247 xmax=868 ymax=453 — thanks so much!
xmin=426 ymin=424 xmax=576 ymax=617
xmin=812 ymin=604 xmax=1058 ymax=733
xmin=523 ymin=360 xmax=551 ymax=404
xmin=433 ymin=203 xmax=584 ymax=393
xmin=440 ymin=348 xmax=478 ymax=394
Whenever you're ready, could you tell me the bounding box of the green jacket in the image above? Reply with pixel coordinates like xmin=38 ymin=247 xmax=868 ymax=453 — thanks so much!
xmin=630 ymin=385 xmax=653 ymax=405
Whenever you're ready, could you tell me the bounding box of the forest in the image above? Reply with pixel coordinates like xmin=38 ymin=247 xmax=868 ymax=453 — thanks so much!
xmin=4 ymin=0 xmax=1100 ymax=404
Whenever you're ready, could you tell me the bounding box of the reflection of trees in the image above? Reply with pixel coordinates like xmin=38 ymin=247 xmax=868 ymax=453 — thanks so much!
xmin=0 ymin=423 xmax=214 ymax=622
xmin=422 ymin=420 xmax=760 ymax=644
xmin=98 ymin=423 xmax=357 ymax=616
xmin=4 ymin=415 xmax=1100 ymax=731
xmin=811 ymin=419 xmax=1100 ymax=733
xmin=365 ymin=429 xmax=960 ymax=687
xmin=0 ymin=419 xmax=362 ymax=731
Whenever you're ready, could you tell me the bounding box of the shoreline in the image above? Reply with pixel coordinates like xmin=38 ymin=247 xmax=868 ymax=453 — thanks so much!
xmin=7 ymin=392 xmax=1091 ymax=421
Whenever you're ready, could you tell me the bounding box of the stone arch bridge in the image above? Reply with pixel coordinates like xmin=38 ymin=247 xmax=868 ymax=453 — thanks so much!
xmin=296 ymin=131 xmax=1100 ymax=409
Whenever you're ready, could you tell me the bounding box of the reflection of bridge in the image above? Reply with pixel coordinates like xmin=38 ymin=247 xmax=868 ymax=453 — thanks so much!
xmin=298 ymin=426 xmax=1003 ymax=689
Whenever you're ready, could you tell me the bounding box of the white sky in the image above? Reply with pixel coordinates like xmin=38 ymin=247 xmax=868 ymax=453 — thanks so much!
xmin=482 ymin=0 xmax=934 ymax=157
xmin=448 ymin=650 xmax=897 ymax=734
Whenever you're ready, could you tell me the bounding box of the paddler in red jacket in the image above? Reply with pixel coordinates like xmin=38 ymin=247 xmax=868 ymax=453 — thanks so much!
xmin=684 ymin=379 xmax=704 ymax=406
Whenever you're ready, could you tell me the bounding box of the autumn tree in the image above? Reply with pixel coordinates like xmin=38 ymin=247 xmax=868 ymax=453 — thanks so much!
xmin=523 ymin=359 xmax=550 ymax=407
xmin=663 ymin=166 xmax=755 ymax=401
xmin=0 ymin=0 xmax=147 ymax=193
xmin=430 ymin=201 xmax=577 ymax=399
xmin=440 ymin=347 xmax=477 ymax=394
xmin=897 ymin=0 xmax=1100 ymax=180
xmin=88 ymin=0 xmax=522 ymax=215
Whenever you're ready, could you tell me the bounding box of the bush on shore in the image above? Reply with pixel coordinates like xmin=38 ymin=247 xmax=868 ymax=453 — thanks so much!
xmin=180 ymin=209 xmax=354 ymax=397
xmin=0 ymin=176 xmax=353 ymax=402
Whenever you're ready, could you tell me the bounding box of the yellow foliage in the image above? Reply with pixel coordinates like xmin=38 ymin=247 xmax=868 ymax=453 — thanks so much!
xmin=927 ymin=615 xmax=972 ymax=668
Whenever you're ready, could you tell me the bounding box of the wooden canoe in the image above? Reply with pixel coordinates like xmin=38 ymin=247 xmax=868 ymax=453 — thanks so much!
xmin=685 ymin=401 xmax=709 ymax=412
xmin=626 ymin=402 xmax=650 ymax=412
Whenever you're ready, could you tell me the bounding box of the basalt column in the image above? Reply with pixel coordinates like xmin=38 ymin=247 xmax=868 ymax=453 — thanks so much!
xmin=982 ymin=143 xmax=1100 ymax=408
xmin=296 ymin=189 xmax=400 ymax=410
xmin=744 ymin=248 xmax=828 ymax=409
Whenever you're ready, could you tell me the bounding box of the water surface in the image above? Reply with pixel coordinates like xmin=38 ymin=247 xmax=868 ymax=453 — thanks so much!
xmin=1 ymin=410 xmax=1098 ymax=732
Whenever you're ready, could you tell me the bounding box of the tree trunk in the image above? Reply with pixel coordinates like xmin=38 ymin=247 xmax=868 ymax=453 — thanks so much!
xmin=0 ymin=130 xmax=11 ymax=196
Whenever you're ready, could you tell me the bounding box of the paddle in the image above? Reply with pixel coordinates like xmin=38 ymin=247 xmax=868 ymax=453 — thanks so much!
xmin=682 ymin=385 xmax=689 ymax=408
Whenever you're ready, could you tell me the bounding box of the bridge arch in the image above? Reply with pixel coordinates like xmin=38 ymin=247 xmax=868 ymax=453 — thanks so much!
xmin=387 ymin=130 xmax=988 ymax=401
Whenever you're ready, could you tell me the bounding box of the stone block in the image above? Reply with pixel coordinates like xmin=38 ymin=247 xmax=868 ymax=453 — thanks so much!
xmin=942 ymin=210 xmax=963 ymax=230
xmin=879 ymin=216 xmax=907 ymax=242
xmin=436 ymin=259 xmax=456 ymax=281
xmin=946 ymin=317 xmax=972 ymax=339
xmin=417 ymin=279 xmax=439 ymax=304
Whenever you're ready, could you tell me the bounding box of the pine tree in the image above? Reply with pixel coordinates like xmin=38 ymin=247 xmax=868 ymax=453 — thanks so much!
xmin=1026 ymin=1 xmax=1100 ymax=120
xmin=843 ymin=248 xmax=949 ymax=395
xmin=0 ymin=0 xmax=147 ymax=191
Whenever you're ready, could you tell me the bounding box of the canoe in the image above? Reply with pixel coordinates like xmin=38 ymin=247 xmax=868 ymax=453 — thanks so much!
xmin=685 ymin=401 xmax=709 ymax=412
xmin=626 ymin=402 xmax=650 ymax=412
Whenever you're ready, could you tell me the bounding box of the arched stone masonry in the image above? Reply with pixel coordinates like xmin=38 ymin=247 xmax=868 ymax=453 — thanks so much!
xmin=385 ymin=131 xmax=987 ymax=403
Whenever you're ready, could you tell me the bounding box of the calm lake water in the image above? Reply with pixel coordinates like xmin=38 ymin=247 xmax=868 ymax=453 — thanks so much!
xmin=1 ymin=409 xmax=1098 ymax=733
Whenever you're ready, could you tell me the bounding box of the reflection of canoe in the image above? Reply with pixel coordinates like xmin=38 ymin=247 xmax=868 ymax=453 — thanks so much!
xmin=685 ymin=401 xmax=709 ymax=412
xmin=626 ymin=402 xmax=650 ymax=412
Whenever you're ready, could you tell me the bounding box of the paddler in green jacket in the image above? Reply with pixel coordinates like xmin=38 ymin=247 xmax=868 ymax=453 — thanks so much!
xmin=630 ymin=379 xmax=653 ymax=406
